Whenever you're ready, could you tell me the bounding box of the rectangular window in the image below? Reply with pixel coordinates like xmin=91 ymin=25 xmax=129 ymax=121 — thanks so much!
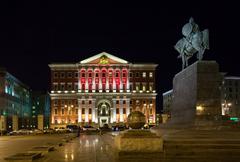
xmin=61 ymin=100 xmax=65 ymax=106
xmin=149 ymin=72 xmax=153 ymax=78
xmin=130 ymin=72 xmax=133 ymax=78
xmin=135 ymin=72 xmax=139 ymax=77
xmin=68 ymin=72 xmax=73 ymax=78
xmin=62 ymin=109 xmax=64 ymax=115
xmin=82 ymin=73 xmax=85 ymax=77
xmin=54 ymin=100 xmax=58 ymax=106
xmin=123 ymin=108 xmax=126 ymax=114
xmin=116 ymin=108 xmax=119 ymax=114
xmin=68 ymin=83 xmax=72 ymax=90
xmin=88 ymin=73 xmax=92 ymax=77
xmin=116 ymin=73 xmax=119 ymax=77
xmin=95 ymin=73 xmax=99 ymax=77
xmin=74 ymin=83 xmax=78 ymax=90
xmin=89 ymin=108 xmax=92 ymax=114
xmin=123 ymin=100 xmax=126 ymax=104
xmin=53 ymin=83 xmax=58 ymax=91
xmin=116 ymin=100 xmax=119 ymax=104
xmin=54 ymin=72 xmax=58 ymax=78
xmin=102 ymin=73 xmax=106 ymax=77
xmin=123 ymin=73 xmax=126 ymax=77
xmin=75 ymin=109 xmax=78 ymax=115
xmin=61 ymin=83 xmax=65 ymax=91
xmin=142 ymin=72 xmax=146 ymax=78
xmin=89 ymin=100 xmax=92 ymax=104
xmin=75 ymin=72 xmax=78 ymax=78
xmin=82 ymin=100 xmax=85 ymax=104
xmin=60 ymin=72 xmax=65 ymax=78
xmin=82 ymin=108 xmax=85 ymax=114
xmin=54 ymin=109 xmax=58 ymax=115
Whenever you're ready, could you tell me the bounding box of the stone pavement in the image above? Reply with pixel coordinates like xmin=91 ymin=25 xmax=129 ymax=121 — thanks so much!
xmin=37 ymin=134 xmax=117 ymax=162
xmin=0 ymin=134 xmax=69 ymax=162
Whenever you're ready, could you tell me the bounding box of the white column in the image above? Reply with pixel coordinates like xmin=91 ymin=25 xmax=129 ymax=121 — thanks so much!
xmin=120 ymin=69 xmax=123 ymax=90
xmin=85 ymin=107 xmax=89 ymax=123
xmin=126 ymin=99 xmax=130 ymax=116
xmin=92 ymin=99 xmax=96 ymax=123
xmin=113 ymin=100 xmax=116 ymax=122
xmin=78 ymin=99 xmax=82 ymax=122
xmin=120 ymin=99 xmax=124 ymax=122
xmin=113 ymin=69 xmax=116 ymax=92
xmin=92 ymin=70 xmax=95 ymax=91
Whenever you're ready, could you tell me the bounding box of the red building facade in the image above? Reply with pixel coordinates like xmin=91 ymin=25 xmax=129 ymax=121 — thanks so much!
xmin=49 ymin=52 xmax=157 ymax=127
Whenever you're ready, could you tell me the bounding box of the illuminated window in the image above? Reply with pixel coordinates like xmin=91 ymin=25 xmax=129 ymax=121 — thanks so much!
xmin=142 ymin=72 xmax=146 ymax=78
xmin=149 ymin=72 xmax=153 ymax=78
xmin=142 ymin=85 xmax=146 ymax=91
xmin=109 ymin=71 xmax=112 ymax=77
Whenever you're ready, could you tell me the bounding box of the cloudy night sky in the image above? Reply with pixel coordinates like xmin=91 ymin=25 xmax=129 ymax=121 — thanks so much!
xmin=1 ymin=1 xmax=240 ymax=111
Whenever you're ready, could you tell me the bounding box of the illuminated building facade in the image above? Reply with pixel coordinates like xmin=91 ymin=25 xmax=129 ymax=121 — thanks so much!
xmin=221 ymin=76 xmax=240 ymax=117
xmin=0 ymin=68 xmax=31 ymax=132
xmin=49 ymin=52 xmax=157 ymax=127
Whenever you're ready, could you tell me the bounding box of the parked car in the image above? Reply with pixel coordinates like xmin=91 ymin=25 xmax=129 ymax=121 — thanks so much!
xmin=66 ymin=125 xmax=79 ymax=133
xmin=55 ymin=127 xmax=71 ymax=133
xmin=30 ymin=129 xmax=43 ymax=135
xmin=9 ymin=129 xmax=31 ymax=135
xmin=43 ymin=128 xmax=55 ymax=134
xmin=111 ymin=125 xmax=126 ymax=131
xmin=82 ymin=125 xmax=98 ymax=131
xmin=99 ymin=124 xmax=111 ymax=131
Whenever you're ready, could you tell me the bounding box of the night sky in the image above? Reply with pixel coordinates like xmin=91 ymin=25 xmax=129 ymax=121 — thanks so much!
xmin=1 ymin=1 xmax=240 ymax=111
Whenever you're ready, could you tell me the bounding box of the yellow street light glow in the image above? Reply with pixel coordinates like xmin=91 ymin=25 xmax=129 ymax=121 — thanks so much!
xmin=196 ymin=106 xmax=203 ymax=111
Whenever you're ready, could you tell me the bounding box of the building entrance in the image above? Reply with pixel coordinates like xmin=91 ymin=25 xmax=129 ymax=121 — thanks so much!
xmin=97 ymin=100 xmax=111 ymax=127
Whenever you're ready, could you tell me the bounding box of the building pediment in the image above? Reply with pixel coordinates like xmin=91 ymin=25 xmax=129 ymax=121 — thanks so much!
xmin=80 ymin=52 xmax=128 ymax=64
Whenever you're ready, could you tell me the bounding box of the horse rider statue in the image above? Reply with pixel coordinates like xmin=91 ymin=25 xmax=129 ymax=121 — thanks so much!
xmin=174 ymin=17 xmax=209 ymax=70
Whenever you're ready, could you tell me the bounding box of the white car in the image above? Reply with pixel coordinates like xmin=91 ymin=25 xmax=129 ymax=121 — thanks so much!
xmin=82 ymin=126 xmax=98 ymax=131
xmin=55 ymin=127 xmax=71 ymax=133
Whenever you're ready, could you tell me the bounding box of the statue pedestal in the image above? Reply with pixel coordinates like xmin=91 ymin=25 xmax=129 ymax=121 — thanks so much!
xmin=170 ymin=61 xmax=222 ymax=127
xmin=115 ymin=130 xmax=163 ymax=153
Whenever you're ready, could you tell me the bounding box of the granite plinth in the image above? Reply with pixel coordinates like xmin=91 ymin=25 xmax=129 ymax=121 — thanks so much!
xmin=115 ymin=130 xmax=163 ymax=153
xmin=171 ymin=61 xmax=222 ymax=126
